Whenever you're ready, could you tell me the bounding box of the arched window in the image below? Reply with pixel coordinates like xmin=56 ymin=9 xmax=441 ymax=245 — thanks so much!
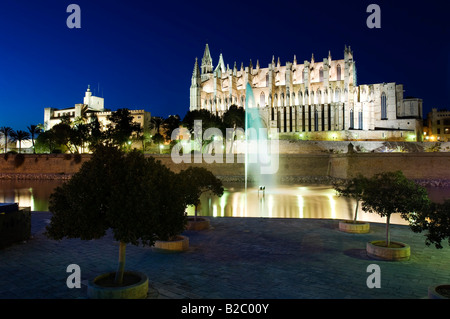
xmin=281 ymin=92 xmax=285 ymax=106
xmin=298 ymin=91 xmax=303 ymax=105
xmin=292 ymin=93 xmax=295 ymax=106
xmin=334 ymin=88 xmax=340 ymax=103
xmin=319 ymin=67 xmax=324 ymax=82
xmin=314 ymin=108 xmax=319 ymax=131
xmin=358 ymin=111 xmax=363 ymax=129
xmin=350 ymin=109 xmax=354 ymax=129
xmin=381 ymin=92 xmax=387 ymax=119
xmin=337 ymin=64 xmax=341 ymax=81
xmin=260 ymin=92 xmax=265 ymax=107
xmin=266 ymin=73 xmax=269 ymax=87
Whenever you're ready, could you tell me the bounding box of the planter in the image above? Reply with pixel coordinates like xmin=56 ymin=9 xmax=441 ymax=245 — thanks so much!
xmin=366 ymin=240 xmax=410 ymax=261
xmin=428 ymin=285 xmax=450 ymax=299
xmin=154 ymin=235 xmax=189 ymax=252
xmin=186 ymin=217 xmax=210 ymax=231
xmin=338 ymin=220 xmax=370 ymax=234
xmin=87 ymin=271 xmax=149 ymax=299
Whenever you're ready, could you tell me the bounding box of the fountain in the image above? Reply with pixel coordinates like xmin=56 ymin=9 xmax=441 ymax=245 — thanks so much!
xmin=244 ymin=83 xmax=278 ymax=193
xmin=243 ymin=83 xmax=280 ymax=216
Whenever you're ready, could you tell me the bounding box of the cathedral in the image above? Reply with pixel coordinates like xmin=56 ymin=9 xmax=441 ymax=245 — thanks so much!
xmin=190 ymin=44 xmax=423 ymax=141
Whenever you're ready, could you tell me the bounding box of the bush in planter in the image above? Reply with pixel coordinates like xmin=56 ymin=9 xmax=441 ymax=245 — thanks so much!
xmin=410 ymin=199 xmax=450 ymax=298
xmin=178 ymin=167 xmax=224 ymax=225
xmin=362 ymin=171 xmax=430 ymax=249
xmin=45 ymin=145 xmax=187 ymax=295
xmin=333 ymin=175 xmax=370 ymax=230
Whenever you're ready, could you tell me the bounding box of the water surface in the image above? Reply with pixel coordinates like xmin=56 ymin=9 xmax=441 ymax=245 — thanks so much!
xmin=2 ymin=180 xmax=448 ymax=225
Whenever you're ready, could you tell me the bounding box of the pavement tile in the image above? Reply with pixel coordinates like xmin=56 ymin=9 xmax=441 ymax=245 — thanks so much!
xmin=1 ymin=212 xmax=450 ymax=299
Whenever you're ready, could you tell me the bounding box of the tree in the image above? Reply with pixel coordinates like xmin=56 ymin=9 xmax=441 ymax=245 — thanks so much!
xmin=222 ymin=105 xmax=245 ymax=133
xmin=45 ymin=145 xmax=187 ymax=285
xmin=86 ymin=114 xmax=104 ymax=151
xmin=182 ymin=109 xmax=223 ymax=135
xmin=0 ymin=126 xmax=13 ymax=153
xmin=161 ymin=114 xmax=181 ymax=142
xmin=73 ymin=104 xmax=89 ymax=125
xmin=10 ymin=130 xmax=31 ymax=153
xmin=333 ymin=174 xmax=369 ymax=223
xmin=362 ymin=171 xmax=430 ymax=247
xmin=182 ymin=110 xmax=223 ymax=151
xmin=35 ymin=130 xmax=58 ymax=153
xmin=410 ymin=199 xmax=450 ymax=249
xmin=106 ymin=108 xmax=140 ymax=150
xmin=51 ymin=122 xmax=74 ymax=153
xmin=178 ymin=167 xmax=224 ymax=221
xmin=151 ymin=133 xmax=165 ymax=154
xmin=71 ymin=123 xmax=90 ymax=153
xmin=149 ymin=116 xmax=164 ymax=135
xmin=27 ymin=125 xmax=41 ymax=154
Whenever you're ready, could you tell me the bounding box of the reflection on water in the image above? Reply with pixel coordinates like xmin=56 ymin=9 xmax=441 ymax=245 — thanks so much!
xmin=0 ymin=180 xmax=64 ymax=212
xmin=186 ymin=183 xmax=450 ymax=225
xmin=1 ymin=180 xmax=449 ymax=226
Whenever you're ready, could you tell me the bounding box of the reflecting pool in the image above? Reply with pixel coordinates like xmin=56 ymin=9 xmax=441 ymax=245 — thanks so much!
xmin=1 ymin=180 xmax=449 ymax=226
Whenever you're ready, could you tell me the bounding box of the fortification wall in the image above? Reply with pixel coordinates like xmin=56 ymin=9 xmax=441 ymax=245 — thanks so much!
xmin=1 ymin=151 xmax=449 ymax=184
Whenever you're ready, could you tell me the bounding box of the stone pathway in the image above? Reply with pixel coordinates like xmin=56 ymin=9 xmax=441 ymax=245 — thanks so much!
xmin=1 ymin=211 xmax=450 ymax=300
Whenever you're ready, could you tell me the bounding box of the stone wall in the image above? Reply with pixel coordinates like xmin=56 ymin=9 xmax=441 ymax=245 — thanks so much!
xmin=1 ymin=151 xmax=449 ymax=185
xmin=276 ymin=140 xmax=450 ymax=154
xmin=0 ymin=153 xmax=90 ymax=178
xmin=330 ymin=152 xmax=450 ymax=181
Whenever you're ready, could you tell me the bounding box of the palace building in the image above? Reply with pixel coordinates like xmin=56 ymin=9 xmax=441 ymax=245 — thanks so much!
xmin=44 ymin=86 xmax=150 ymax=133
xmin=190 ymin=44 xmax=423 ymax=141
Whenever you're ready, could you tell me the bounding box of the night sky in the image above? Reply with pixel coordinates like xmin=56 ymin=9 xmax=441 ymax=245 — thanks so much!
xmin=0 ymin=0 xmax=448 ymax=131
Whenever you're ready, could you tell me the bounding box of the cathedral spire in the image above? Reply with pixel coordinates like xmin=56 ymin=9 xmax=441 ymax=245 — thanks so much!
xmin=201 ymin=43 xmax=213 ymax=74
xmin=293 ymin=55 xmax=297 ymax=65
xmin=192 ymin=57 xmax=200 ymax=78
xmin=215 ymin=53 xmax=225 ymax=74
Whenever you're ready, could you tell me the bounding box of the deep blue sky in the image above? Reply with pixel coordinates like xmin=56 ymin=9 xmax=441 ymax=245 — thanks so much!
xmin=0 ymin=0 xmax=448 ymax=131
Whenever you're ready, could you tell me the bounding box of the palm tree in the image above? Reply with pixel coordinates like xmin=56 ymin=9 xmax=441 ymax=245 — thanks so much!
xmin=74 ymin=104 xmax=89 ymax=125
xmin=27 ymin=125 xmax=41 ymax=154
xmin=10 ymin=130 xmax=31 ymax=153
xmin=0 ymin=126 xmax=13 ymax=153
xmin=149 ymin=116 xmax=164 ymax=135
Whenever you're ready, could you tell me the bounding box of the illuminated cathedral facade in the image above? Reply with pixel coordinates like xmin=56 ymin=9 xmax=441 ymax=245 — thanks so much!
xmin=190 ymin=44 xmax=423 ymax=141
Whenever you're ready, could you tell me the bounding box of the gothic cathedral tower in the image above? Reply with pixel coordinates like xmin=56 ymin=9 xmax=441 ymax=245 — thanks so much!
xmin=190 ymin=57 xmax=201 ymax=111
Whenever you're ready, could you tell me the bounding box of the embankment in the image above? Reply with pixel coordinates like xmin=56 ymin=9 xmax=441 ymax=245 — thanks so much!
xmin=1 ymin=152 xmax=449 ymax=186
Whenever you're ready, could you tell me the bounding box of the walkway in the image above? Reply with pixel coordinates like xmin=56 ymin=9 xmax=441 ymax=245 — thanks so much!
xmin=1 ymin=212 xmax=450 ymax=300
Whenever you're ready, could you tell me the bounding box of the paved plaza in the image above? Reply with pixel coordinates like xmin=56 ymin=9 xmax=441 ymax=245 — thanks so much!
xmin=1 ymin=211 xmax=450 ymax=300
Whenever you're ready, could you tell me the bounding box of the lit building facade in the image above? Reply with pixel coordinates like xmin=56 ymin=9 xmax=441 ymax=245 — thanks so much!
xmin=190 ymin=44 xmax=423 ymax=141
xmin=424 ymin=108 xmax=450 ymax=142
xmin=44 ymin=86 xmax=151 ymax=134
